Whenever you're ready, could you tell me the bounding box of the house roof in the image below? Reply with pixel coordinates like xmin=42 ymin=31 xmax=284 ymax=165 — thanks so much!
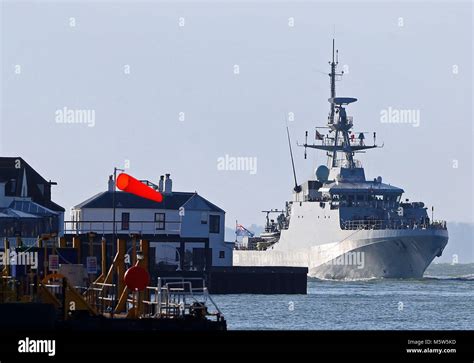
xmin=0 ymin=157 xmax=65 ymax=212
xmin=0 ymin=200 xmax=60 ymax=219
xmin=74 ymin=191 xmax=225 ymax=213
xmin=181 ymin=193 xmax=225 ymax=213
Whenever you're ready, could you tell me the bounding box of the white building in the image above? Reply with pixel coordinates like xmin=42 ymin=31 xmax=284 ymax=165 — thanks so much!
xmin=70 ymin=174 xmax=233 ymax=270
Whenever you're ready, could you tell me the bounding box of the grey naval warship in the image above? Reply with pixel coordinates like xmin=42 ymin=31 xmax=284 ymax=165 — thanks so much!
xmin=234 ymin=40 xmax=449 ymax=279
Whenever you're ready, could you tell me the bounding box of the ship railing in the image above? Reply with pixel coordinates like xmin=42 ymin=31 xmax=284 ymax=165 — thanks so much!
xmin=430 ymin=220 xmax=448 ymax=230
xmin=318 ymin=135 xmax=366 ymax=148
xmin=63 ymin=220 xmax=181 ymax=236
xmin=319 ymin=137 xmax=347 ymax=147
xmin=341 ymin=219 xmax=448 ymax=231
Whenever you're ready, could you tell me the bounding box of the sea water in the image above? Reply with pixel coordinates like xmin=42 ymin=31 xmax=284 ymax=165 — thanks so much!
xmin=211 ymin=263 xmax=474 ymax=330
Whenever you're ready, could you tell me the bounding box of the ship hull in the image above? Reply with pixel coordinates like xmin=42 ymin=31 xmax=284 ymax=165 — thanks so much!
xmin=233 ymin=229 xmax=448 ymax=280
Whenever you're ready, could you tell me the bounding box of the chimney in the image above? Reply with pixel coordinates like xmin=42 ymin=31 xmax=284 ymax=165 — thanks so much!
xmin=164 ymin=173 xmax=172 ymax=194
xmin=158 ymin=175 xmax=164 ymax=192
xmin=108 ymin=175 xmax=115 ymax=192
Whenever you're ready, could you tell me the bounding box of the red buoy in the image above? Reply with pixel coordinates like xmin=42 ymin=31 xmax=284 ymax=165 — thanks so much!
xmin=116 ymin=173 xmax=163 ymax=203
xmin=124 ymin=266 xmax=150 ymax=291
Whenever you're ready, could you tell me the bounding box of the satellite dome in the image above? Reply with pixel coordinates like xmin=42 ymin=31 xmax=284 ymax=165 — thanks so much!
xmin=316 ymin=165 xmax=330 ymax=182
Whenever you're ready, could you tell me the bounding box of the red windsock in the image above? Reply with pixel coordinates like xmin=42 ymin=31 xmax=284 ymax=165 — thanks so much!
xmin=116 ymin=173 xmax=163 ymax=203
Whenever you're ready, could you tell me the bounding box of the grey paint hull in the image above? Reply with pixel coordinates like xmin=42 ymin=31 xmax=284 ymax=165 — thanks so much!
xmin=311 ymin=233 xmax=448 ymax=279
xmin=234 ymin=229 xmax=449 ymax=279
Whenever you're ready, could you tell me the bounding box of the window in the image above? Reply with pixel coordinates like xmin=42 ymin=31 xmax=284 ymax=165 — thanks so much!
xmin=155 ymin=213 xmax=165 ymax=230
xmin=209 ymin=215 xmax=220 ymax=233
xmin=219 ymin=250 xmax=225 ymax=259
xmin=201 ymin=212 xmax=208 ymax=224
xmin=121 ymin=212 xmax=130 ymax=230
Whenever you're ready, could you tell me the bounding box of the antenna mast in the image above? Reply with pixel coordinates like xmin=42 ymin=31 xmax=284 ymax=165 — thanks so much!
xmin=328 ymin=39 xmax=344 ymax=167
xmin=286 ymin=126 xmax=301 ymax=193
xmin=329 ymin=38 xmax=337 ymax=125
xmin=301 ymin=39 xmax=378 ymax=170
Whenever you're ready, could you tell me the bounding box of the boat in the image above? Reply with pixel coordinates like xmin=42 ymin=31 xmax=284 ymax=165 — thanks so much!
xmin=234 ymin=40 xmax=449 ymax=280
xmin=0 ymin=235 xmax=226 ymax=331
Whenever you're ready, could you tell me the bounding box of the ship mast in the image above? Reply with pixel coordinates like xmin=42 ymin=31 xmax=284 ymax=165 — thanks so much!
xmin=302 ymin=39 xmax=378 ymax=170
xmin=328 ymin=39 xmax=344 ymax=167
xmin=329 ymin=38 xmax=338 ymax=125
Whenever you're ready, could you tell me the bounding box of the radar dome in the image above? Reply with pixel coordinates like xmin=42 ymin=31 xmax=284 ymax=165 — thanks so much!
xmin=315 ymin=165 xmax=330 ymax=182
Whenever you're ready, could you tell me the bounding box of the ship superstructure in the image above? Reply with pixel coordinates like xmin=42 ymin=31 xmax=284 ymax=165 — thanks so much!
xmin=234 ymin=40 xmax=448 ymax=279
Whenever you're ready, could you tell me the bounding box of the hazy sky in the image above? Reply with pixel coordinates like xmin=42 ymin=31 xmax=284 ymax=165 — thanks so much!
xmin=1 ymin=0 xmax=472 ymax=232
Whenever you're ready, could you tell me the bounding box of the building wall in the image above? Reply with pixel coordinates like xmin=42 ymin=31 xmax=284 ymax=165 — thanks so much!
xmin=72 ymin=207 xmax=181 ymax=235
xmin=72 ymin=206 xmax=232 ymax=267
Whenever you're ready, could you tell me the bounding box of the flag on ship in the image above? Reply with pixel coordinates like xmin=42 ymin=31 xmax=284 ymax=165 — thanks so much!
xmin=235 ymin=223 xmax=255 ymax=237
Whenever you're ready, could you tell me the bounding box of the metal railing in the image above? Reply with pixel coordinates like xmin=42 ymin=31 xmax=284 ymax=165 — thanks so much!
xmin=341 ymin=219 xmax=447 ymax=231
xmin=142 ymin=277 xmax=223 ymax=321
xmin=63 ymin=220 xmax=181 ymax=235
xmin=83 ymin=282 xmax=116 ymax=315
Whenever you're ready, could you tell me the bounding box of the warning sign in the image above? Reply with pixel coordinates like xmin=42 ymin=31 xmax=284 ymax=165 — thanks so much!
xmin=86 ymin=256 xmax=97 ymax=275
xmin=48 ymin=255 xmax=59 ymax=271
